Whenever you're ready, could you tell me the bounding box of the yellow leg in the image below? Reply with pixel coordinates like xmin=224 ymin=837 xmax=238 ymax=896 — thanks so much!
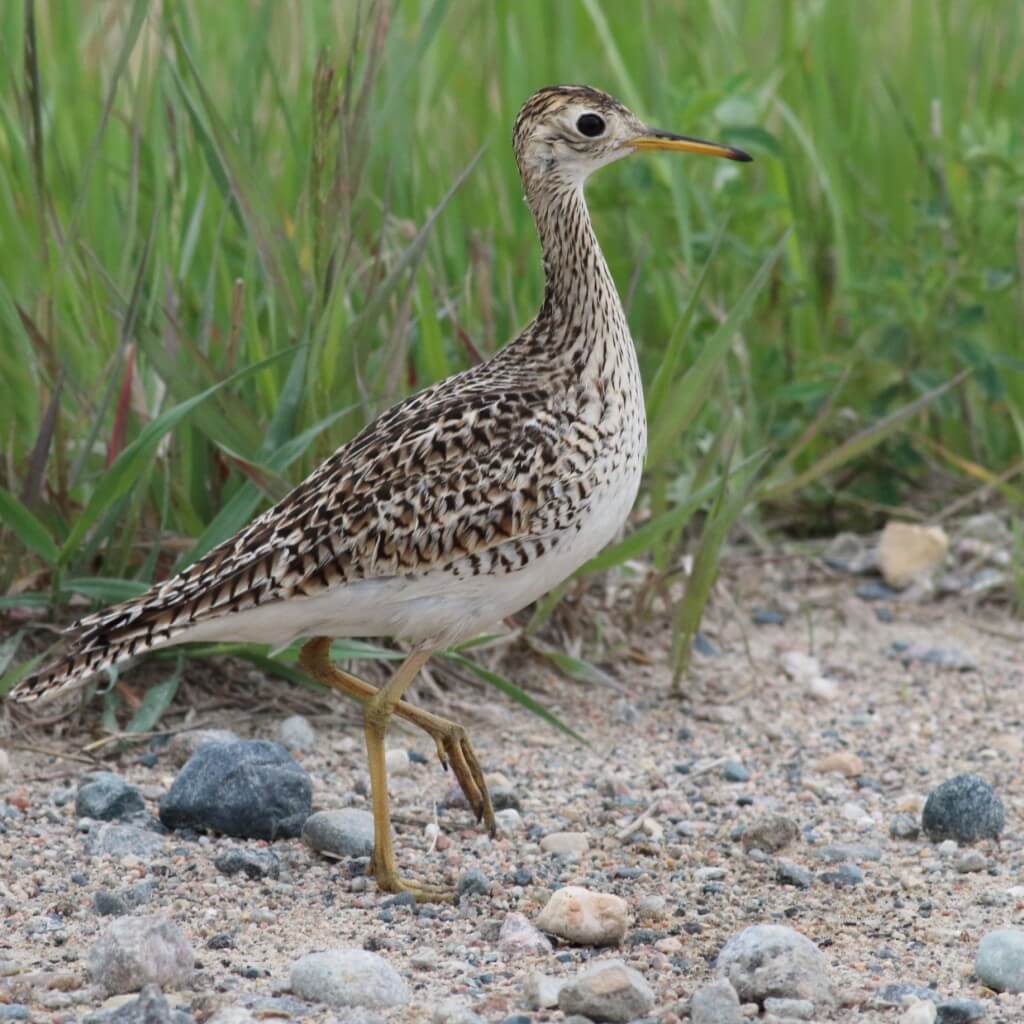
xmin=297 ymin=638 xmax=495 ymax=835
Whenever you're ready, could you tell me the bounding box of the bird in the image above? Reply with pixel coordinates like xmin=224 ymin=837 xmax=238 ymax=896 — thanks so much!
xmin=12 ymin=85 xmax=751 ymax=900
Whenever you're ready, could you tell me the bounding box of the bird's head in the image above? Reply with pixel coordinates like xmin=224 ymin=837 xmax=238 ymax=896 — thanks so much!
xmin=513 ymin=84 xmax=751 ymax=193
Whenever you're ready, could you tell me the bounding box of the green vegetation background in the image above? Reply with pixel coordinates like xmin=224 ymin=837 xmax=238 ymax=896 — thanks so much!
xmin=0 ymin=1 xmax=1020 ymax=691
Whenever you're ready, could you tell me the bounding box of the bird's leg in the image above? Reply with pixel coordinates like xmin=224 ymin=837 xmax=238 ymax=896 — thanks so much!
xmin=297 ymin=638 xmax=495 ymax=834
xmin=363 ymin=649 xmax=453 ymax=900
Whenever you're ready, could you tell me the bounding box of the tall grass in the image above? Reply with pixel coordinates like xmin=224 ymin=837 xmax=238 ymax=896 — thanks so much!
xmin=0 ymin=1 xmax=1021 ymax=697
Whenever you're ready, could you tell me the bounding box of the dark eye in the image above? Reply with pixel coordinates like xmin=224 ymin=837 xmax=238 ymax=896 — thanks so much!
xmin=576 ymin=113 xmax=605 ymax=138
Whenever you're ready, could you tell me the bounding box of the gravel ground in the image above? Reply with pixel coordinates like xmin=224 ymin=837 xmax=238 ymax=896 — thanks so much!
xmin=1 ymin=567 xmax=1022 ymax=1023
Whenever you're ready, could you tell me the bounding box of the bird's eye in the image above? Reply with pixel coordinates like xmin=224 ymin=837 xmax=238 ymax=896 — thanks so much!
xmin=576 ymin=113 xmax=605 ymax=138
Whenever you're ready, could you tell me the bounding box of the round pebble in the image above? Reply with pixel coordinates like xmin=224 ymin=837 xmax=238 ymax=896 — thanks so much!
xmin=922 ymin=774 xmax=1005 ymax=844
xmin=975 ymin=927 xmax=1024 ymax=993
xmin=290 ymin=948 xmax=409 ymax=1009
xmin=302 ymin=809 xmax=375 ymax=859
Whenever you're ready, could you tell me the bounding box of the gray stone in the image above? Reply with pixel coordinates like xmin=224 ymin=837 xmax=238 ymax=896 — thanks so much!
xmin=95 ymin=880 xmax=157 ymax=917
xmin=0 ymin=1008 xmax=29 ymax=1022
xmin=88 ymin=915 xmax=194 ymax=995
xmin=290 ymin=949 xmax=409 ymax=1009
xmin=955 ymin=849 xmax=987 ymax=874
xmin=457 ymin=869 xmax=490 ymax=899
xmin=936 ymin=997 xmax=986 ymax=1022
xmin=922 ymin=774 xmax=1004 ymax=844
xmin=716 ymin=925 xmax=835 ymax=1009
xmin=159 ymin=740 xmax=311 ymax=840
xmin=821 ymin=862 xmax=863 ymax=887
xmin=890 ymin=813 xmax=921 ymax=840
xmin=432 ymin=999 xmax=485 ymax=1024
xmin=214 ymin=846 xmax=281 ymax=880
xmin=76 ymin=773 xmax=147 ymax=822
xmin=871 ymin=984 xmax=940 ymax=1008
xmin=498 ymin=911 xmax=552 ymax=955
xmin=558 ymin=959 xmax=655 ymax=1023
xmin=206 ymin=1010 xmax=258 ymax=1024
xmin=690 ymin=978 xmax=742 ymax=1024
xmin=302 ymin=809 xmax=374 ymax=859
xmin=522 ymin=971 xmax=564 ymax=1009
xmin=278 ymin=715 xmax=317 ymax=753
xmin=775 ymin=861 xmax=814 ymax=889
xmin=722 ymin=760 xmax=751 ymax=782
xmin=742 ymin=814 xmax=799 ymax=853
xmin=81 ymin=984 xmax=190 ymax=1023
xmin=976 ymin=928 xmax=1024 ymax=993
xmin=764 ymin=997 xmax=815 ymax=1019
xmin=86 ymin=823 xmax=165 ymax=860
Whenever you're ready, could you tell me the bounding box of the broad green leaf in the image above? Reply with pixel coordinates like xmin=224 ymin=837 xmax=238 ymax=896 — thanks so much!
xmin=0 ymin=486 xmax=59 ymax=565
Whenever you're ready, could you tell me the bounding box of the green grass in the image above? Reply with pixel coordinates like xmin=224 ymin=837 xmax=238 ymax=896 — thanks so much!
xmin=1 ymin=1 xmax=1021 ymax=695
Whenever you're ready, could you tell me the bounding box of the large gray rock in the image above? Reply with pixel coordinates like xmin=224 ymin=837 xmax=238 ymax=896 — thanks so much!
xmin=558 ymin=959 xmax=655 ymax=1022
xmin=290 ymin=949 xmax=409 ymax=1009
xmin=976 ymin=928 xmax=1024 ymax=993
xmin=716 ymin=924 xmax=835 ymax=1009
xmin=88 ymin=915 xmax=194 ymax=995
xmin=159 ymin=741 xmax=311 ymax=840
xmin=922 ymin=774 xmax=1004 ymax=844
xmin=690 ymin=978 xmax=742 ymax=1024
xmin=302 ymin=809 xmax=375 ymax=859
xmin=76 ymin=773 xmax=146 ymax=822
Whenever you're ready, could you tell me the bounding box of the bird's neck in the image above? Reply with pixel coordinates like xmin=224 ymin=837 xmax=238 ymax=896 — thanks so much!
xmin=527 ymin=182 xmax=630 ymax=367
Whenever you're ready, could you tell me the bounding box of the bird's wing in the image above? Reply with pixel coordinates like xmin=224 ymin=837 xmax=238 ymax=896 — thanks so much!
xmin=66 ymin=374 xmax=592 ymax=656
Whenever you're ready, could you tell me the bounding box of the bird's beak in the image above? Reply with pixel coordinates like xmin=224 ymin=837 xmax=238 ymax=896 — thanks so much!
xmin=632 ymin=129 xmax=752 ymax=163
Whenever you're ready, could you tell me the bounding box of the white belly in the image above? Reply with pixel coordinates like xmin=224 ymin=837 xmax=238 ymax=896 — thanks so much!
xmin=181 ymin=462 xmax=641 ymax=651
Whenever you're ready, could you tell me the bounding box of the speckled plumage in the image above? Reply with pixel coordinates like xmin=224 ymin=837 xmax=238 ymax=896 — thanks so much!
xmin=15 ymin=85 xmax=749 ymax=707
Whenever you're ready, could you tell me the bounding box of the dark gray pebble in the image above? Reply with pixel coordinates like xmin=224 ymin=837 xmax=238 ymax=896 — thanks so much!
xmin=937 ymin=997 xmax=986 ymax=1023
xmin=76 ymin=773 xmax=146 ymax=822
xmin=382 ymin=891 xmax=417 ymax=908
xmin=694 ymin=631 xmax=722 ymax=657
xmin=159 ymin=741 xmax=311 ymax=840
xmin=775 ymin=861 xmax=814 ymax=889
xmin=213 ymin=846 xmax=281 ymax=880
xmin=722 ymin=760 xmax=750 ymax=783
xmin=821 ymin=863 xmax=863 ymax=887
xmin=922 ymin=773 xmax=1004 ymax=843
xmin=82 ymin=982 xmax=191 ymax=1023
xmin=751 ymin=607 xmax=786 ymax=625
xmin=458 ymin=869 xmax=490 ymax=899
xmin=856 ymin=581 xmax=899 ymax=602
xmin=872 ymin=983 xmax=939 ymax=1007
xmin=890 ymin=813 xmax=921 ymax=840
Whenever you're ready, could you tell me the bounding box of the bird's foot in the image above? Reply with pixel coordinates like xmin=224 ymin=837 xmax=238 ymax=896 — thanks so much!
xmin=370 ymin=854 xmax=453 ymax=903
xmin=426 ymin=719 xmax=497 ymax=836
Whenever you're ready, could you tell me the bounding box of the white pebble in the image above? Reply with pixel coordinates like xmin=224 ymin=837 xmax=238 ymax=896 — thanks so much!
xmin=385 ymin=748 xmax=411 ymax=776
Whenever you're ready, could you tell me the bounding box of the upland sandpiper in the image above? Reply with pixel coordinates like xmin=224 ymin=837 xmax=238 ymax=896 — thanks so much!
xmin=14 ymin=85 xmax=751 ymax=899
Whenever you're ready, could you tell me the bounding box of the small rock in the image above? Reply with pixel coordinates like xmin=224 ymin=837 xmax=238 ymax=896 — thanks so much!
xmin=432 ymin=999 xmax=484 ymax=1024
xmin=752 ymin=607 xmax=786 ymax=626
xmin=878 ymin=521 xmax=949 ymax=588
xmin=900 ymin=1000 xmax=938 ymax=1024
xmin=457 ymin=869 xmax=490 ymax=899
xmin=779 ymin=651 xmax=820 ymax=682
xmin=821 ymin=862 xmax=863 ymax=887
xmin=159 ymin=740 xmax=311 ymax=840
xmin=278 ymin=715 xmax=316 ymax=752
xmin=722 ymin=760 xmax=750 ymax=782
xmin=636 ymin=895 xmax=667 ymax=921
xmin=818 ymin=843 xmax=882 ymax=863
xmin=302 ymin=809 xmax=375 ymax=859
xmin=890 ymin=813 xmax=921 ymax=840
xmin=94 ymin=880 xmax=156 ymax=918
xmin=536 ymin=886 xmax=629 ymax=947
xmin=411 ymin=947 xmax=440 ymax=969
xmin=214 ymin=846 xmax=281 ymax=880
xmin=522 ymin=970 xmax=564 ymax=1009
xmin=716 ymin=924 xmax=835 ymax=1008
xmin=540 ymin=831 xmax=589 ymax=856
xmin=0 ymin=1007 xmax=29 ymax=1022
xmin=385 ymin=749 xmax=411 ymax=776
xmin=290 ymin=948 xmax=409 ymax=1009
xmin=207 ymin=1009 xmax=258 ymax=1024
xmin=775 ymin=861 xmax=814 ymax=889
xmin=558 ymin=959 xmax=655 ymax=1023
xmin=936 ymin=997 xmax=986 ymax=1022
xmin=764 ymin=997 xmax=815 ymax=1020
xmin=955 ymin=849 xmax=987 ymax=874
xmin=499 ymin=912 xmax=553 ymax=956
xmin=807 ymin=676 xmax=839 ymax=701
xmin=741 ymin=814 xmax=799 ymax=853
xmin=76 ymin=773 xmax=147 ymax=822
xmin=891 ymin=643 xmax=977 ymax=671
xmin=976 ymin=928 xmax=1024 ymax=993
xmin=922 ymin=774 xmax=1004 ymax=844
xmin=690 ymin=978 xmax=742 ymax=1024
xmin=823 ymin=532 xmax=877 ymax=574
xmin=495 ymin=808 xmax=524 ymax=833
xmin=88 ymin=915 xmax=194 ymax=995
xmin=856 ymin=580 xmax=900 ymax=602
xmin=814 ymin=752 xmax=864 ymax=777
xmin=85 ymin=823 xmax=164 ymax=861
xmin=167 ymin=728 xmax=239 ymax=767
xmin=694 ymin=631 xmax=722 ymax=657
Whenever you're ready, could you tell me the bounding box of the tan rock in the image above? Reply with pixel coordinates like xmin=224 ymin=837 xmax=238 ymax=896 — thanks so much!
xmin=815 ymin=752 xmax=864 ymax=777
xmin=535 ymin=886 xmax=629 ymax=946
xmin=540 ymin=831 xmax=590 ymax=856
xmin=878 ymin=522 xmax=949 ymax=589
